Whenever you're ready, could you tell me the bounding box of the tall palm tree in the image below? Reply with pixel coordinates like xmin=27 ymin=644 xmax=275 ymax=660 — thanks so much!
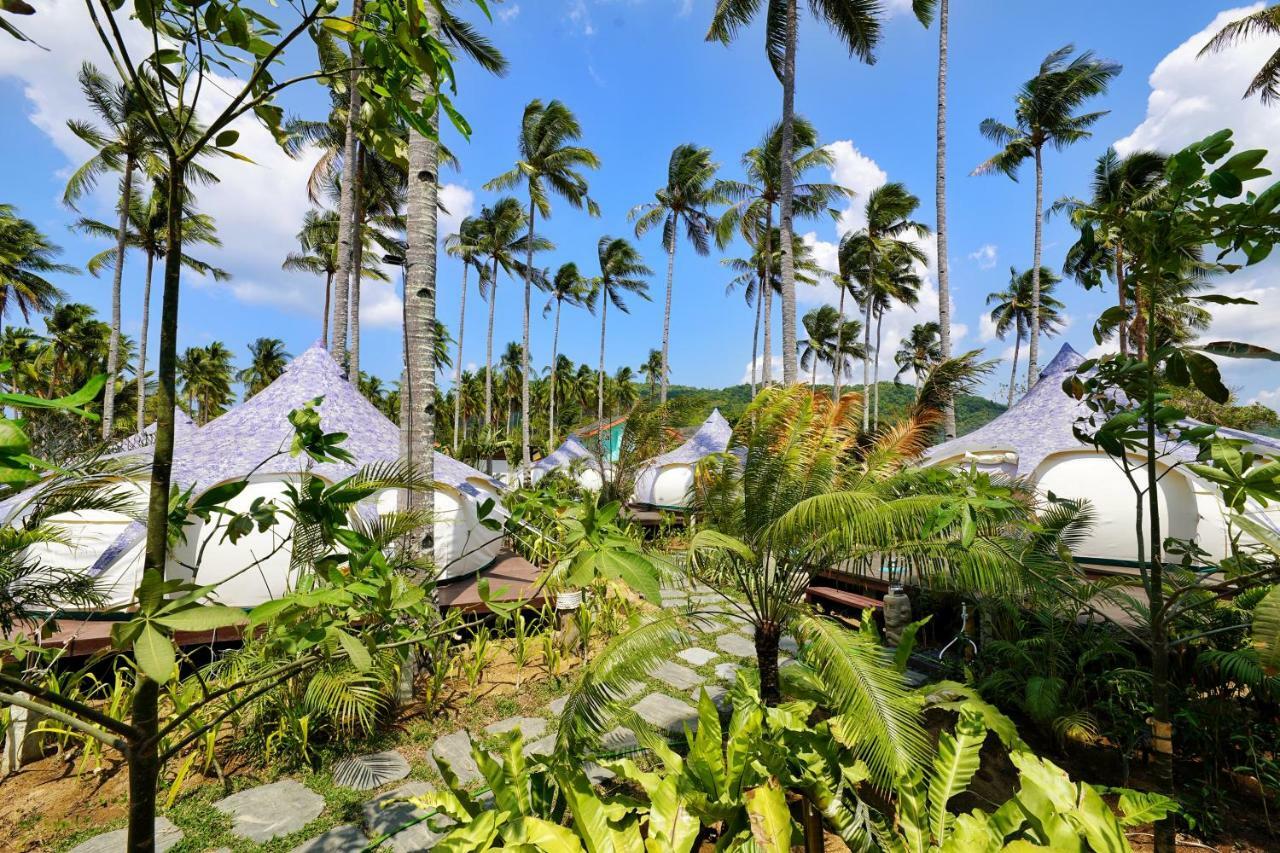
xmin=473 ymin=198 xmax=547 ymax=432
xmin=76 ymin=184 xmax=229 ymax=432
xmin=237 ymin=338 xmax=291 ymax=398
xmin=717 ymin=118 xmax=851 ymax=388
xmin=1054 ymin=148 xmax=1165 ymax=357
xmin=177 ymin=341 xmax=236 ymax=424
xmin=931 ymin=0 xmax=954 ymax=438
xmin=986 ymin=266 xmax=1065 ymax=407
xmin=798 ymin=306 xmax=839 ymax=389
xmin=283 ymin=208 xmax=388 ymax=350
xmin=444 ymin=215 xmax=488 ymax=455
xmin=638 ymin=348 xmax=664 ymax=400
xmin=629 ymin=143 xmax=722 ymax=403
xmin=838 ymin=183 xmax=930 ymax=428
xmin=707 ymin=1 xmax=932 ymax=385
xmin=1200 ymin=4 xmax=1280 ymax=103
xmin=344 ymin=149 xmax=406 ymax=383
xmin=894 ymin=321 xmax=942 ymax=396
xmin=974 ymin=45 xmax=1120 ymax=386
xmin=612 ymin=365 xmax=639 ymax=414
xmin=486 ymin=98 xmax=600 ymax=471
xmin=587 ymin=237 xmax=651 ymax=422
xmin=499 ymin=341 xmax=524 ymax=430
xmin=544 ymin=262 xmax=589 ymax=448
xmin=870 ymin=245 xmax=924 ymax=427
xmin=0 ymin=205 xmax=72 ymax=333
xmin=63 ymin=62 xmax=164 ymax=440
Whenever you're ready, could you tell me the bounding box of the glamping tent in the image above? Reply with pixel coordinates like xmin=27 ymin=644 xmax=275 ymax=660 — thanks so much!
xmin=923 ymin=343 xmax=1280 ymax=566
xmin=530 ymin=435 xmax=604 ymax=490
xmin=7 ymin=344 xmax=504 ymax=610
xmin=632 ymin=409 xmax=732 ymax=510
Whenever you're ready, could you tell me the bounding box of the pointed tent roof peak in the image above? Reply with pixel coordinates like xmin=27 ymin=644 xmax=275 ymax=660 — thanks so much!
xmin=1040 ymin=343 xmax=1085 ymax=380
xmin=282 ymin=341 xmax=346 ymax=378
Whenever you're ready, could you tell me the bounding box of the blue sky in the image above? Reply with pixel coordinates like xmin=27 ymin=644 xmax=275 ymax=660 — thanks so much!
xmin=2 ymin=1 xmax=1278 ymax=406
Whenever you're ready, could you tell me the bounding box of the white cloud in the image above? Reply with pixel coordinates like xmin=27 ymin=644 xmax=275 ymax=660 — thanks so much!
xmin=978 ymin=312 xmax=1000 ymax=343
xmin=438 ymin=184 xmax=476 ymax=243
xmin=1251 ymin=386 xmax=1280 ymax=408
xmin=824 ymin=140 xmax=887 ymax=236
xmin=968 ymin=244 xmax=998 ymax=270
xmin=497 ymin=3 xmax=522 ymax=23
xmin=1116 ymin=3 xmax=1280 ymax=178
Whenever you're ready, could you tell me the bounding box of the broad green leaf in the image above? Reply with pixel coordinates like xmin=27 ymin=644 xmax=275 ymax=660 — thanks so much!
xmin=334 ymin=628 xmax=372 ymax=671
xmin=1195 ymin=341 xmax=1280 ymax=361
xmin=1184 ymin=351 xmax=1229 ymax=404
xmin=928 ymin=709 xmax=987 ymax=844
xmin=1114 ymin=789 xmax=1182 ymax=827
xmin=1251 ymin=584 xmax=1280 ymax=675
xmin=134 ymin=623 xmax=176 ymax=684
xmin=154 ymin=605 xmax=247 ymax=633
xmin=745 ymin=780 xmax=791 ymax=852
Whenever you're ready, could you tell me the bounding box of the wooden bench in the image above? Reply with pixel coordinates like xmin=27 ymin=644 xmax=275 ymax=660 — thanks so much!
xmin=805 ymin=586 xmax=884 ymax=613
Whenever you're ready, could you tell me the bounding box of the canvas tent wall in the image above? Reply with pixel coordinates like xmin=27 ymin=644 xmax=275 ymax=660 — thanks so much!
xmin=923 ymin=343 xmax=1279 ymax=566
xmin=5 ymin=344 xmax=504 ymax=610
xmin=632 ymin=409 xmax=731 ymax=510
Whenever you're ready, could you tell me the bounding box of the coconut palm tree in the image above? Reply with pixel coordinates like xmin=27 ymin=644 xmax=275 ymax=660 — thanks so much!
xmin=894 ymin=321 xmax=942 ymax=396
xmin=838 ymin=183 xmax=930 ymax=428
xmin=486 ymin=98 xmax=600 ymax=471
xmin=177 ymin=341 xmax=236 ymax=424
xmin=444 ymin=215 xmax=488 ymax=454
xmin=717 ymin=118 xmax=852 ymax=388
xmin=930 ymin=0 xmax=954 ymax=438
xmin=237 ymin=338 xmax=291 ymax=399
xmin=473 ymin=198 xmax=548 ymax=432
xmin=612 ymin=365 xmax=639 ymax=414
xmin=63 ymin=63 xmax=166 ymax=439
xmin=75 ymin=184 xmax=229 ymax=431
xmin=986 ymin=266 xmax=1066 ymax=407
xmin=0 ymin=205 xmax=73 ymax=334
xmin=1200 ymin=4 xmax=1280 ymax=103
xmin=283 ymin=209 xmax=388 ymax=350
xmin=870 ymin=245 xmax=924 ymax=427
xmin=587 ymin=237 xmax=651 ymax=422
xmin=798 ymin=306 xmax=839 ymax=389
xmin=544 ymin=262 xmax=590 ymax=448
xmin=638 ymin=348 xmax=664 ymax=400
xmin=707 ymin=1 xmax=932 ymax=385
xmin=974 ymin=45 xmax=1120 ymax=386
xmin=499 ymin=341 xmax=524 ymax=431
xmin=1053 ymin=148 xmax=1165 ymax=357
xmin=629 ymin=143 xmax=723 ymax=403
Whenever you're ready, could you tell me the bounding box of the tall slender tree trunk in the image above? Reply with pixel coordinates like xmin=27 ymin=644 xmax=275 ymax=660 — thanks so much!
xmin=597 ymin=296 xmax=607 ymax=423
xmin=1028 ymin=145 xmax=1044 ymax=387
xmin=404 ymin=23 xmax=440 ymax=528
xmin=1115 ymin=246 xmax=1128 ymax=357
xmin=832 ymin=282 xmax=847 ymax=401
xmin=873 ymin=307 xmax=884 ymax=428
xmin=549 ymin=300 xmax=561 ymax=449
xmin=484 ymin=257 xmax=498 ymax=431
xmin=862 ymin=289 xmax=874 ymax=432
xmin=131 ymin=157 xmax=186 ymax=852
xmin=660 ymin=227 xmax=676 ymax=403
xmin=777 ymin=0 xmax=799 ymax=385
xmin=136 ymin=251 xmax=154 ymax=433
xmin=762 ymin=208 xmax=775 ymax=387
xmin=330 ymin=0 xmax=364 ymax=369
xmin=103 ymin=156 xmax=135 ymax=440
xmin=936 ymin=0 xmax=955 ymax=440
xmin=348 ymin=151 xmax=366 ymax=384
xmin=1007 ymin=318 xmax=1022 ymax=409
xmin=453 ymin=264 xmax=468 ymax=455
xmin=321 ymin=270 xmax=332 ymax=349
xmin=521 ymin=200 xmax=535 ymax=471
xmin=750 ymin=283 xmax=762 ymax=398
xmin=756 ymin=620 xmax=782 ymax=706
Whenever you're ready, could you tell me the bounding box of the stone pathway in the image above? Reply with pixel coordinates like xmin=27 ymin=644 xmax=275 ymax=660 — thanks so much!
xmin=213 ymin=780 xmax=324 ymax=843
xmin=648 ymin=660 xmax=704 ymax=691
xmin=676 ymin=647 xmax=717 ymax=666
xmin=715 ymin=632 xmax=756 ymax=658
xmin=69 ymin=818 xmax=183 ymax=853
xmin=292 ymin=823 xmax=367 ymax=852
xmin=631 ymin=692 xmax=698 ymax=736
xmin=431 ymin=730 xmax=482 ymax=786
xmin=484 ymin=715 xmax=548 ymax=740
xmin=363 ymin=781 xmax=455 ymax=853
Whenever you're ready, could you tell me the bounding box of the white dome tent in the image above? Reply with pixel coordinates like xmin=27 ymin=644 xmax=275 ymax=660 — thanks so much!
xmin=6 ymin=344 xmax=504 ymax=610
xmin=923 ymin=343 xmax=1280 ymax=567
xmin=632 ymin=409 xmax=732 ymax=510
xmin=529 ymin=435 xmax=604 ymax=491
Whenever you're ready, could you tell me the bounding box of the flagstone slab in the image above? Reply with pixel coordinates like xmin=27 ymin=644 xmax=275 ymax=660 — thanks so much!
xmin=331 ymin=749 xmax=411 ymax=790
xmin=676 ymin=647 xmax=718 ymax=667
xmin=648 ymin=660 xmax=704 ymax=690
xmin=583 ymin=761 xmax=616 ymax=784
xmin=363 ymin=781 xmax=456 ymax=853
xmin=714 ymin=662 xmax=741 ymax=682
xmin=631 ymin=692 xmax=698 ymax=735
xmin=213 ymin=780 xmax=324 ymax=843
xmin=69 ymin=818 xmax=183 ymax=853
xmin=431 ymin=730 xmax=482 ymax=786
xmin=547 ymin=695 xmax=569 ymax=715
xmin=523 ymin=734 xmax=557 ymax=756
xmin=292 ymin=824 xmax=368 ymax=852
xmin=601 ymin=726 xmax=639 ymax=754
xmin=693 ymin=684 xmax=730 ymax=713
xmin=780 ymin=636 xmax=799 ymax=654
xmin=483 ymin=716 xmax=548 ymax=740
xmin=716 ymin=632 xmax=756 ymax=658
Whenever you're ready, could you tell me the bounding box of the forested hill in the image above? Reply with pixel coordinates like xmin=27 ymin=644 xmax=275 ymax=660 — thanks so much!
xmin=659 ymin=382 xmax=1007 ymax=440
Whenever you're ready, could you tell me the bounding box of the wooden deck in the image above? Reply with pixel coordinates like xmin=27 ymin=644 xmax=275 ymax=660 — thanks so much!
xmin=8 ymin=617 xmax=246 ymax=658
xmin=435 ymin=549 xmax=547 ymax=613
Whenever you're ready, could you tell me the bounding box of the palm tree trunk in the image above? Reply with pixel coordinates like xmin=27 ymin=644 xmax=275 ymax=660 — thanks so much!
xmin=750 ymin=282 xmax=762 ymax=398
xmin=832 ymin=282 xmax=847 ymax=401
xmin=404 ymin=23 xmax=440 ymax=525
xmin=756 ymin=620 xmax=782 ymax=706
xmin=1028 ymin=145 xmax=1044 ymax=387
xmin=321 ymin=270 xmax=332 ymax=349
xmin=136 ymin=250 xmax=154 ymax=433
xmin=811 ymin=357 xmax=817 ymax=389
xmin=777 ymin=0 xmax=799 ymax=386
xmin=1007 ymin=319 xmax=1021 ymax=408
xmin=484 ymin=257 xmax=498 ymax=430
xmin=597 ymin=296 xmax=607 ymax=423
xmin=549 ymin=299 xmax=561 ymax=450
xmin=935 ymin=0 xmax=955 ymax=440
xmin=1115 ymin=245 xmax=1128 ymax=357
xmin=521 ymin=199 xmax=535 ymax=471
xmin=873 ymin=307 xmax=884 ymax=428
xmin=862 ymin=289 xmax=873 ymax=432
xmin=330 ymin=0 xmax=364 ymax=370
xmin=103 ymin=155 xmax=134 ymax=440
xmin=762 ymin=204 xmax=774 ymax=387
xmin=660 ymin=225 xmax=676 ymax=404
xmin=349 ymin=155 xmax=366 ymax=384
xmin=453 ymin=264 xmax=468 ymax=455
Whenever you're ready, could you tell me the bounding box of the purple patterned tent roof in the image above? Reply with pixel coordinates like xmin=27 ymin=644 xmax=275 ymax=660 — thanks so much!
xmin=644 ymin=409 xmax=732 ymax=467
xmin=531 ymin=435 xmax=599 ymax=479
xmin=108 ymin=409 xmax=199 ymax=457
